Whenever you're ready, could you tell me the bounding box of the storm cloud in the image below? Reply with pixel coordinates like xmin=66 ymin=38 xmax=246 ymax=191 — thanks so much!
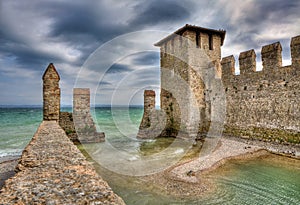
xmin=0 ymin=0 xmax=299 ymax=105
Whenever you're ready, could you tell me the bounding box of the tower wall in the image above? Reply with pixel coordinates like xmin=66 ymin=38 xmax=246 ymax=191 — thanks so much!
xmin=157 ymin=26 xmax=225 ymax=138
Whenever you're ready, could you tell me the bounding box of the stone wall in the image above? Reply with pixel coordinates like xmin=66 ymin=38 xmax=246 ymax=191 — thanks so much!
xmin=221 ymin=36 xmax=300 ymax=143
xmin=73 ymin=88 xmax=105 ymax=143
xmin=0 ymin=121 xmax=125 ymax=204
xmin=42 ymin=63 xmax=60 ymax=121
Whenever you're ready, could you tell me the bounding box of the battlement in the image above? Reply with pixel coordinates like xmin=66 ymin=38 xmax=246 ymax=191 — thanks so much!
xmin=238 ymin=49 xmax=256 ymax=74
xmin=73 ymin=88 xmax=90 ymax=95
xmin=291 ymin=35 xmax=300 ymax=66
xmin=221 ymin=35 xmax=300 ymax=77
xmin=221 ymin=55 xmax=235 ymax=77
xmin=261 ymin=42 xmax=282 ymax=70
xmin=144 ymin=90 xmax=156 ymax=97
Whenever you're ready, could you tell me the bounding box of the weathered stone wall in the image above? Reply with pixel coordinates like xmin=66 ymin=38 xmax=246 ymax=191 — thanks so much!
xmin=221 ymin=36 xmax=300 ymax=143
xmin=42 ymin=63 xmax=60 ymax=121
xmin=0 ymin=121 xmax=125 ymax=204
xmin=73 ymin=88 xmax=105 ymax=143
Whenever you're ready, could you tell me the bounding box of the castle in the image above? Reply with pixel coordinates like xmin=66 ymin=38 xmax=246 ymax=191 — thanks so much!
xmin=138 ymin=24 xmax=300 ymax=144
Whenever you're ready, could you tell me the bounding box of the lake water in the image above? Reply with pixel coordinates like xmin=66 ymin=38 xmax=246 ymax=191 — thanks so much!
xmin=0 ymin=107 xmax=299 ymax=204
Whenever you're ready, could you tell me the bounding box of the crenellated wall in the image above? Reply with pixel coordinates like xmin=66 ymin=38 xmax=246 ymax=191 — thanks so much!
xmin=139 ymin=25 xmax=300 ymax=144
xmin=221 ymin=35 xmax=300 ymax=143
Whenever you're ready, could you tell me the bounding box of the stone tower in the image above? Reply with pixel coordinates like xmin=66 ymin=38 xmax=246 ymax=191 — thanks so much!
xmin=154 ymin=24 xmax=226 ymax=137
xmin=42 ymin=63 xmax=60 ymax=121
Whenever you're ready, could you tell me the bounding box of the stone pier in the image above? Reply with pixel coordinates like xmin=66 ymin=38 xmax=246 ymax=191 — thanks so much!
xmin=0 ymin=121 xmax=124 ymax=204
xmin=0 ymin=63 xmax=122 ymax=204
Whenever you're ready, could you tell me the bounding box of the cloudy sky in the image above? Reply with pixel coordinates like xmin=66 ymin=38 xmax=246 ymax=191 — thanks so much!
xmin=1 ymin=0 xmax=299 ymax=106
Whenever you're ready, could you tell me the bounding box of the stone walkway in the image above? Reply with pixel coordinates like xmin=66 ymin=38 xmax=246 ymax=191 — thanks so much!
xmin=0 ymin=121 xmax=125 ymax=205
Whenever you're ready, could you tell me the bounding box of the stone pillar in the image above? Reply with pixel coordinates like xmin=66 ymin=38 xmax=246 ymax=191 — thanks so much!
xmin=140 ymin=90 xmax=155 ymax=129
xmin=42 ymin=63 xmax=60 ymax=121
xmin=261 ymin=42 xmax=282 ymax=71
xmin=137 ymin=90 xmax=165 ymax=139
xmin=73 ymin=88 xmax=105 ymax=143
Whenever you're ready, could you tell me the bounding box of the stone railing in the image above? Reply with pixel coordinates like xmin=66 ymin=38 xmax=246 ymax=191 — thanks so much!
xmin=0 ymin=121 xmax=125 ymax=204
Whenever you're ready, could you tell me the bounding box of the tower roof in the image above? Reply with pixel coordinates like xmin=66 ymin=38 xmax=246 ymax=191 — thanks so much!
xmin=42 ymin=63 xmax=60 ymax=80
xmin=154 ymin=24 xmax=226 ymax=47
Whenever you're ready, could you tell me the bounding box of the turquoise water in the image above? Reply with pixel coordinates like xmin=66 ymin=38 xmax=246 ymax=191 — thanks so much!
xmin=0 ymin=107 xmax=42 ymax=157
xmin=0 ymin=107 xmax=299 ymax=204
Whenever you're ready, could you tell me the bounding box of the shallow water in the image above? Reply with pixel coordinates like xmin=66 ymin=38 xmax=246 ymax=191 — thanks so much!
xmin=89 ymin=152 xmax=300 ymax=205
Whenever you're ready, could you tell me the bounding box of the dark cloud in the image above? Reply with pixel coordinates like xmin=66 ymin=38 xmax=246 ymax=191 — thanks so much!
xmin=130 ymin=0 xmax=191 ymax=26
xmin=45 ymin=2 xmax=127 ymax=42
xmin=0 ymin=0 xmax=299 ymax=105
xmin=132 ymin=52 xmax=160 ymax=66
xmin=107 ymin=63 xmax=132 ymax=74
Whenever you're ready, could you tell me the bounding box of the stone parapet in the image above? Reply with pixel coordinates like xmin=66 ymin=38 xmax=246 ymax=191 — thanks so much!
xmin=0 ymin=121 xmax=125 ymax=204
